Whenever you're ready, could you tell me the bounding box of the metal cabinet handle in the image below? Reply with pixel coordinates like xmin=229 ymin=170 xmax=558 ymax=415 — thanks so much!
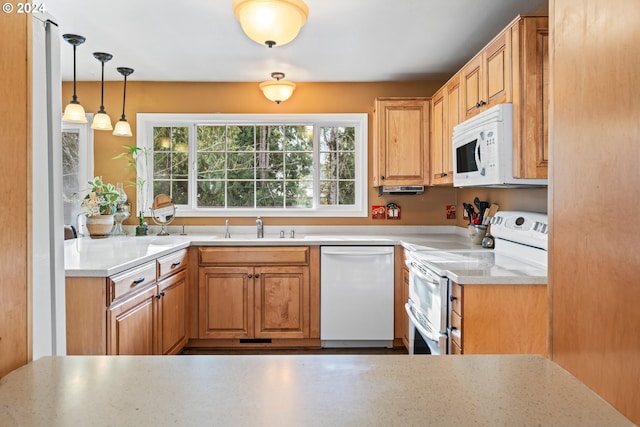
xmin=248 ymin=273 xmax=253 ymax=278
xmin=450 ymin=295 xmax=457 ymax=301
xmin=170 ymin=261 xmax=181 ymax=269
xmin=131 ymin=277 xmax=145 ymax=286
xmin=154 ymin=291 xmax=166 ymax=300
xmin=254 ymin=273 xmax=260 ymax=279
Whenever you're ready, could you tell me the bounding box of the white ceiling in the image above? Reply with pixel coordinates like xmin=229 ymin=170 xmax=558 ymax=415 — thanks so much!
xmin=45 ymin=0 xmax=548 ymax=83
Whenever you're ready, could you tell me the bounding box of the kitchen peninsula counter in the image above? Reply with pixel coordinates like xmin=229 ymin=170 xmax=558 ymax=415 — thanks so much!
xmin=0 ymin=354 xmax=632 ymax=426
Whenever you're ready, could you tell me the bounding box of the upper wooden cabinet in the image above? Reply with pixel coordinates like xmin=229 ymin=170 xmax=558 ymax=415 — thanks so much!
xmin=430 ymin=75 xmax=460 ymax=186
xmin=458 ymin=15 xmax=549 ymax=179
xmin=461 ymin=31 xmax=510 ymax=118
xmin=372 ymin=97 xmax=430 ymax=187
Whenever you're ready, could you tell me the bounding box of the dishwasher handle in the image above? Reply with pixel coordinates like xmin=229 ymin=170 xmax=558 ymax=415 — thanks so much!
xmin=321 ymin=248 xmax=394 ymax=256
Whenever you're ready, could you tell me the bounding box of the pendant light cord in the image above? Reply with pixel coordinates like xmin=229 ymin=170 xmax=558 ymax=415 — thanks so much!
xmin=120 ymin=74 xmax=127 ymax=120
xmin=71 ymin=44 xmax=78 ymax=103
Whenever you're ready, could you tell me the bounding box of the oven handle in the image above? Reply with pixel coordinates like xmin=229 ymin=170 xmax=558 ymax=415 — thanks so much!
xmin=405 ymin=302 xmax=441 ymax=344
xmin=408 ymin=261 xmax=442 ymax=284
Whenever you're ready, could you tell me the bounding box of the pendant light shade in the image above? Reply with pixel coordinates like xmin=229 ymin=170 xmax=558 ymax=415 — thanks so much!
xmin=113 ymin=67 xmax=134 ymax=138
xmin=62 ymin=34 xmax=88 ymax=123
xmin=232 ymin=0 xmax=309 ymax=48
xmin=259 ymin=72 xmax=296 ymax=104
xmin=91 ymin=52 xmax=113 ymax=130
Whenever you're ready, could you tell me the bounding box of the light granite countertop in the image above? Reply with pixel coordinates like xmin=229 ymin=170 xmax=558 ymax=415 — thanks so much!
xmin=0 ymin=354 xmax=632 ymax=426
xmin=64 ymin=226 xmax=546 ymax=284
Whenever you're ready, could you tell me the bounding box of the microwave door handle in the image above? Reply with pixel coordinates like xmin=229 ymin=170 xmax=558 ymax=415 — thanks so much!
xmin=475 ymin=134 xmax=485 ymax=176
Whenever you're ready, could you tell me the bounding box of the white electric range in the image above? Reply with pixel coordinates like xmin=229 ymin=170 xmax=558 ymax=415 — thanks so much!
xmin=404 ymin=211 xmax=548 ymax=354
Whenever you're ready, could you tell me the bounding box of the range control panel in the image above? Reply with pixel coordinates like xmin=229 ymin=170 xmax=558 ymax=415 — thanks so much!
xmin=490 ymin=211 xmax=548 ymax=250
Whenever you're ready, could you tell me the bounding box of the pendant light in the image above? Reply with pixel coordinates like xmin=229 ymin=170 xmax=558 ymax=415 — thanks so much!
xmin=259 ymin=72 xmax=296 ymax=104
xmin=90 ymin=52 xmax=113 ymax=131
xmin=113 ymin=67 xmax=134 ymax=137
xmin=232 ymin=0 xmax=309 ymax=48
xmin=61 ymin=34 xmax=88 ymax=123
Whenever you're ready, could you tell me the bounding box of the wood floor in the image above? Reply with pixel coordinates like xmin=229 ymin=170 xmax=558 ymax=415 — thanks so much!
xmin=181 ymin=347 xmax=408 ymax=355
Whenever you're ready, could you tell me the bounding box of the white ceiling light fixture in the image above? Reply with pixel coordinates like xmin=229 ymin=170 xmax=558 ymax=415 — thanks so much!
xmin=113 ymin=67 xmax=134 ymax=137
xmin=61 ymin=34 xmax=88 ymax=123
xmin=90 ymin=52 xmax=113 ymax=131
xmin=259 ymin=72 xmax=296 ymax=104
xmin=232 ymin=0 xmax=309 ymax=48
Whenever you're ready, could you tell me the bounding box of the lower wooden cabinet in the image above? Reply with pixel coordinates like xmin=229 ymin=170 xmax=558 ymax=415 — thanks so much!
xmin=108 ymin=285 xmax=156 ymax=355
xmin=197 ymin=246 xmax=317 ymax=343
xmin=157 ymin=269 xmax=188 ymax=354
xmin=66 ymin=249 xmax=189 ymax=355
xmin=449 ymin=281 xmax=547 ymax=355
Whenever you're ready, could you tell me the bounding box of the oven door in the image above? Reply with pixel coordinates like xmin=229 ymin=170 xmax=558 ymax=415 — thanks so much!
xmin=406 ymin=302 xmax=447 ymax=355
xmin=407 ymin=260 xmax=449 ymax=338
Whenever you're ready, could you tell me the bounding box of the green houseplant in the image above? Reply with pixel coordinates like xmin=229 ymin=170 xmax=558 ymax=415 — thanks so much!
xmin=81 ymin=177 xmax=120 ymax=238
xmin=113 ymin=145 xmax=151 ymax=236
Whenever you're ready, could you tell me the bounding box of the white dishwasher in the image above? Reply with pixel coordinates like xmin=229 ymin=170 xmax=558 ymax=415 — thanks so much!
xmin=320 ymin=246 xmax=395 ymax=348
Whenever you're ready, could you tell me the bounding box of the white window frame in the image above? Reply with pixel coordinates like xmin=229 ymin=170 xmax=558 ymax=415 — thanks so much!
xmin=136 ymin=113 xmax=368 ymax=218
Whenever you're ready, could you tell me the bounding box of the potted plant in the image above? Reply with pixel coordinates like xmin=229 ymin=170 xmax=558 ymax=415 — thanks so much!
xmin=81 ymin=176 xmax=120 ymax=238
xmin=113 ymin=145 xmax=150 ymax=235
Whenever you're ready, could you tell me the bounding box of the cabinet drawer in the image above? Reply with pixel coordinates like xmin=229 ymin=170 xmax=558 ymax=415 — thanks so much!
xmin=199 ymin=246 xmax=309 ymax=266
xmin=450 ymin=283 xmax=463 ymax=315
xmin=450 ymin=311 xmax=463 ymax=349
xmin=109 ymin=261 xmax=157 ymax=303
xmin=157 ymin=249 xmax=188 ymax=280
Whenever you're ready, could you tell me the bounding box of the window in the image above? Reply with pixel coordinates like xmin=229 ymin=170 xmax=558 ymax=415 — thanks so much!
xmin=136 ymin=114 xmax=368 ymax=217
xmin=62 ymin=117 xmax=94 ymax=228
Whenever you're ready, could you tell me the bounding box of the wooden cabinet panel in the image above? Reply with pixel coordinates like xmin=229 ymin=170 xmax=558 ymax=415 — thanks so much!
xmin=485 ymin=32 xmax=510 ymax=106
xmin=512 ymin=16 xmax=549 ymax=179
xmin=451 ymin=282 xmax=547 ymax=355
xmin=254 ymin=267 xmax=309 ymax=338
xmin=373 ymin=97 xmax=430 ymax=186
xmin=157 ymin=269 xmax=188 ymax=355
xmin=198 ymin=267 xmax=253 ymax=338
xmin=462 ymin=56 xmax=482 ymax=118
xmin=430 ymin=75 xmax=459 ymax=186
xmin=107 ymin=285 xmax=157 ymax=355
xmin=199 ymin=246 xmax=309 ymax=266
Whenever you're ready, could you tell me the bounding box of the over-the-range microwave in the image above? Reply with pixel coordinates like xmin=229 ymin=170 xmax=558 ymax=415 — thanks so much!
xmin=452 ymin=103 xmax=547 ymax=187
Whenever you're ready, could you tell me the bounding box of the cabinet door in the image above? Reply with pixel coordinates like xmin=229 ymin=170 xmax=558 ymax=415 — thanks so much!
xmin=199 ymin=267 xmax=253 ymax=338
xmin=444 ymin=76 xmax=460 ymax=180
xmin=157 ymin=269 xmax=188 ymax=355
xmin=373 ymin=98 xmax=430 ymax=186
xmin=254 ymin=266 xmax=309 ymax=339
xmin=430 ymin=89 xmax=446 ymax=184
xmin=512 ymin=16 xmax=549 ymax=179
xmin=484 ymin=31 xmax=510 ymax=107
xmin=461 ymin=55 xmax=483 ymax=119
xmin=107 ymin=285 xmax=157 ymax=355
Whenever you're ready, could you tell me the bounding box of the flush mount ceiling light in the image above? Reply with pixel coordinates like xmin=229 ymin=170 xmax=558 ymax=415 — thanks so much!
xmin=90 ymin=52 xmax=113 ymax=131
xmin=259 ymin=72 xmax=296 ymax=104
xmin=61 ymin=34 xmax=87 ymax=123
xmin=113 ymin=67 xmax=134 ymax=137
xmin=232 ymin=0 xmax=309 ymax=48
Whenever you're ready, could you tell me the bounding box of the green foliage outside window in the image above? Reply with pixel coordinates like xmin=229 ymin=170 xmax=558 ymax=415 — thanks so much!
xmin=144 ymin=117 xmax=360 ymax=213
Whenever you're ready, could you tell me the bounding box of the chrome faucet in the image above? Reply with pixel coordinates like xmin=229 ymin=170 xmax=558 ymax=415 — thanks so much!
xmin=224 ymin=219 xmax=231 ymax=238
xmin=256 ymin=216 xmax=263 ymax=238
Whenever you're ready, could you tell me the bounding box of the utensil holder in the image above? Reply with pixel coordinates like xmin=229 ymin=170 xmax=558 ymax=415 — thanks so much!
xmin=468 ymin=224 xmax=488 ymax=245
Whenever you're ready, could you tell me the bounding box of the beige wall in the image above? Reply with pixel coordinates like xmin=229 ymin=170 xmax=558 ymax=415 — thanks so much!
xmin=63 ymin=80 xmax=547 ymax=227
